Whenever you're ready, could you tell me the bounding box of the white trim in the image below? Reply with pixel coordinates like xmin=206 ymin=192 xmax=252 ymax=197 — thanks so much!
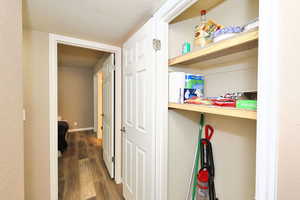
xmin=49 ymin=34 xmax=58 ymax=200
xmin=49 ymin=34 xmax=122 ymax=200
xmin=114 ymin=47 xmax=123 ymax=185
xmin=153 ymin=0 xmax=278 ymax=200
xmin=256 ymin=0 xmax=279 ymax=199
xmin=93 ymin=73 xmax=98 ymax=133
xmin=152 ymin=1 xmax=196 ymax=199
xmin=154 ymin=0 xmax=196 ymax=22
xmin=153 ymin=19 xmax=169 ymax=200
xmin=68 ymin=127 xmax=94 ymax=133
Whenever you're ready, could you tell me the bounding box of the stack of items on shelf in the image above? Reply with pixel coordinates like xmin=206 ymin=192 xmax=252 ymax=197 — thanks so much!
xmin=169 ymin=71 xmax=257 ymax=110
xmin=182 ymin=10 xmax=259 ymax=55
xmin=185 ymin=91 xmax=257 ymax=111
xmin=212 ymin=17 xmax=259 ymax=43
xmin=193 ymin=10 xmax=223 ymax=49
xmin=243 ymin=17 xmax=259 ymax=32
xmin=169 ymin=72 xmax=204 ymax=104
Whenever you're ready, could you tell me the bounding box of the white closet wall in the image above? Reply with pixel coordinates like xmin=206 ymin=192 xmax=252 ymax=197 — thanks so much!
xmin=168 ymin=0 xmax=259 ymax=199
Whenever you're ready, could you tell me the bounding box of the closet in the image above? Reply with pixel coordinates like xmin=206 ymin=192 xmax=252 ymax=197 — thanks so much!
xmin=167 ymin=0 xmax=259 ymax=199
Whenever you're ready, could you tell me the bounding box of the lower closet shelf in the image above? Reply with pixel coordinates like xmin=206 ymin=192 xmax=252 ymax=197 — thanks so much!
xmin=168 ymin=103 xmax=257 ymax=120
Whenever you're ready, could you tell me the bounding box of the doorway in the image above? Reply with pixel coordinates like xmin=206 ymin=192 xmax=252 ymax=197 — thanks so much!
xmin=95 ymin=71 xmax=103 ymax=140
xmin=49 ymin=34 xmax=122 ymax=200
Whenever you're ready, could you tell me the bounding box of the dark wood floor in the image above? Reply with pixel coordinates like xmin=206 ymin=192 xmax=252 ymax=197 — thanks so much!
xmin=58 ymin=131 xmax=123 ymax=200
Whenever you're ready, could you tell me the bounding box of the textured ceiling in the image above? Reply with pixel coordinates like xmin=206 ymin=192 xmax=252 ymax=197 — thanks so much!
xmin=23 ymin=0 xmax=167 ymax=46
xmin=58 ymin=44 xmax=108 ymax=68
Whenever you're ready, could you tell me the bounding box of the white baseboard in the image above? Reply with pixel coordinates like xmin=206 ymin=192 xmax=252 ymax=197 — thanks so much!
xmin=68 ymin=127 xmax=94 ymax=133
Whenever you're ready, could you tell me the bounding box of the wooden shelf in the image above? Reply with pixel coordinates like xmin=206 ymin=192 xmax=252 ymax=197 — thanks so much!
xmin=169 ymin=30 xmax=259 ymax=66
xmin=168 ymin=103 xmax=257 ymax=120
xmin=170 ymin=0 xmax=225 ymax=24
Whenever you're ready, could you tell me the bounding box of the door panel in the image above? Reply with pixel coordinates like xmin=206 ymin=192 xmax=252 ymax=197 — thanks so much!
xmin=136 ymin=146 xmax=146 ymax=200
xmin=136 ymin=70 xmax=146 ymax=131
xmin=123 ymin=18 xmax=156 ymax=200
xmin=102 ymin=54 xmax=115 ymax=178
xmin=125 ymin=138 xmax=134 ymax=193
xmin=125 ymin=73 xmax=134 ymax=126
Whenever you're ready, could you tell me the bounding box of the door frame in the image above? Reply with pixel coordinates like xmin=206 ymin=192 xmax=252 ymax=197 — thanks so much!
xmin=96 ymin=71 xmax=104 ymax=139
xmin=49 ymin=34 xmax=122 ymax=200
xmin=93 ymin=71 xmax=104 ymax=139
xmin=154 ymin=0 xmax=279 ymax=200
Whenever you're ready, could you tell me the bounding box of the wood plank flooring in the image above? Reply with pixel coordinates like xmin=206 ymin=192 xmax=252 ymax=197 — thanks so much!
xmin=59 ymin=131 xmax=123 ymax=200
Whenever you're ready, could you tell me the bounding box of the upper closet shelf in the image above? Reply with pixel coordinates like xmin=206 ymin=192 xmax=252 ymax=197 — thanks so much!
xmin=170 ymin=0 xmax=225 ymax=24
xmin=169 ymin=29 xmax=259 ymax=66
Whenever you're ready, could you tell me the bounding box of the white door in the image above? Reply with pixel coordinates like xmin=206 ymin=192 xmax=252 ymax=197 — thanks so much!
xmin=122 ymin=18 xmax=156 ymax=200
xmin=102 ymin=54 xmax=115 ymax=178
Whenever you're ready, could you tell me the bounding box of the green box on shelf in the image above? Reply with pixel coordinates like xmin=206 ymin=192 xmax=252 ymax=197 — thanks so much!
xmin=236 ymin=100 xmax=257 ymax=110
xmin=185 ymin=74 xmax=204 ymax=89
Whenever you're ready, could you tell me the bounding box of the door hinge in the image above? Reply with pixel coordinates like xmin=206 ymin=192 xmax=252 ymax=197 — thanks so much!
xmin=153 ymin=39 xmax=161 ymax=51
xmin=112 ymin=156 xmax=115 ymax=163
xmin=111 ymin=64 xmax=116 ymax=71
xmin=120 ymin=126 xmax=126 ymax=133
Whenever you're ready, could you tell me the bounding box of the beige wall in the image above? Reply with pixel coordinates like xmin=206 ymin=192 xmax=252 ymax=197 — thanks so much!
xmin=22 ymin=28 xmax=110 ymax=200
xmin=277 ymin=0 xmax=300 ymax=199
xmin=168 ymin=0 xmax=258 ymax=199
xmin=23 ymin=29 xmax=50 ymax=200
xmin=58 ymin=66 xmax=94 ymax=129
xmin=0 ymin=1 xmax=24 ymax=199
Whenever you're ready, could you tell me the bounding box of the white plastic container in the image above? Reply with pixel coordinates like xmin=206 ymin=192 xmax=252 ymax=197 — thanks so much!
xmin=168 ymin=72 xmax=186 ymax=103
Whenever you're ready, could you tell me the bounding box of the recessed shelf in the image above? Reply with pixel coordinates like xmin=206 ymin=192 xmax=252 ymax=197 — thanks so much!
xmin=168 ymin=103 xmax=257 ymax=120
xmin=169 ymin=30 xmax=259 ymax=66
xmin=170 ymin=0 xmax=225 ymax=24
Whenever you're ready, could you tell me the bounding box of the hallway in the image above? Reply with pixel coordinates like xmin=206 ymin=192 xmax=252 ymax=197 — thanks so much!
xmin=58 ymin=131 xmax=123 ymax=200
